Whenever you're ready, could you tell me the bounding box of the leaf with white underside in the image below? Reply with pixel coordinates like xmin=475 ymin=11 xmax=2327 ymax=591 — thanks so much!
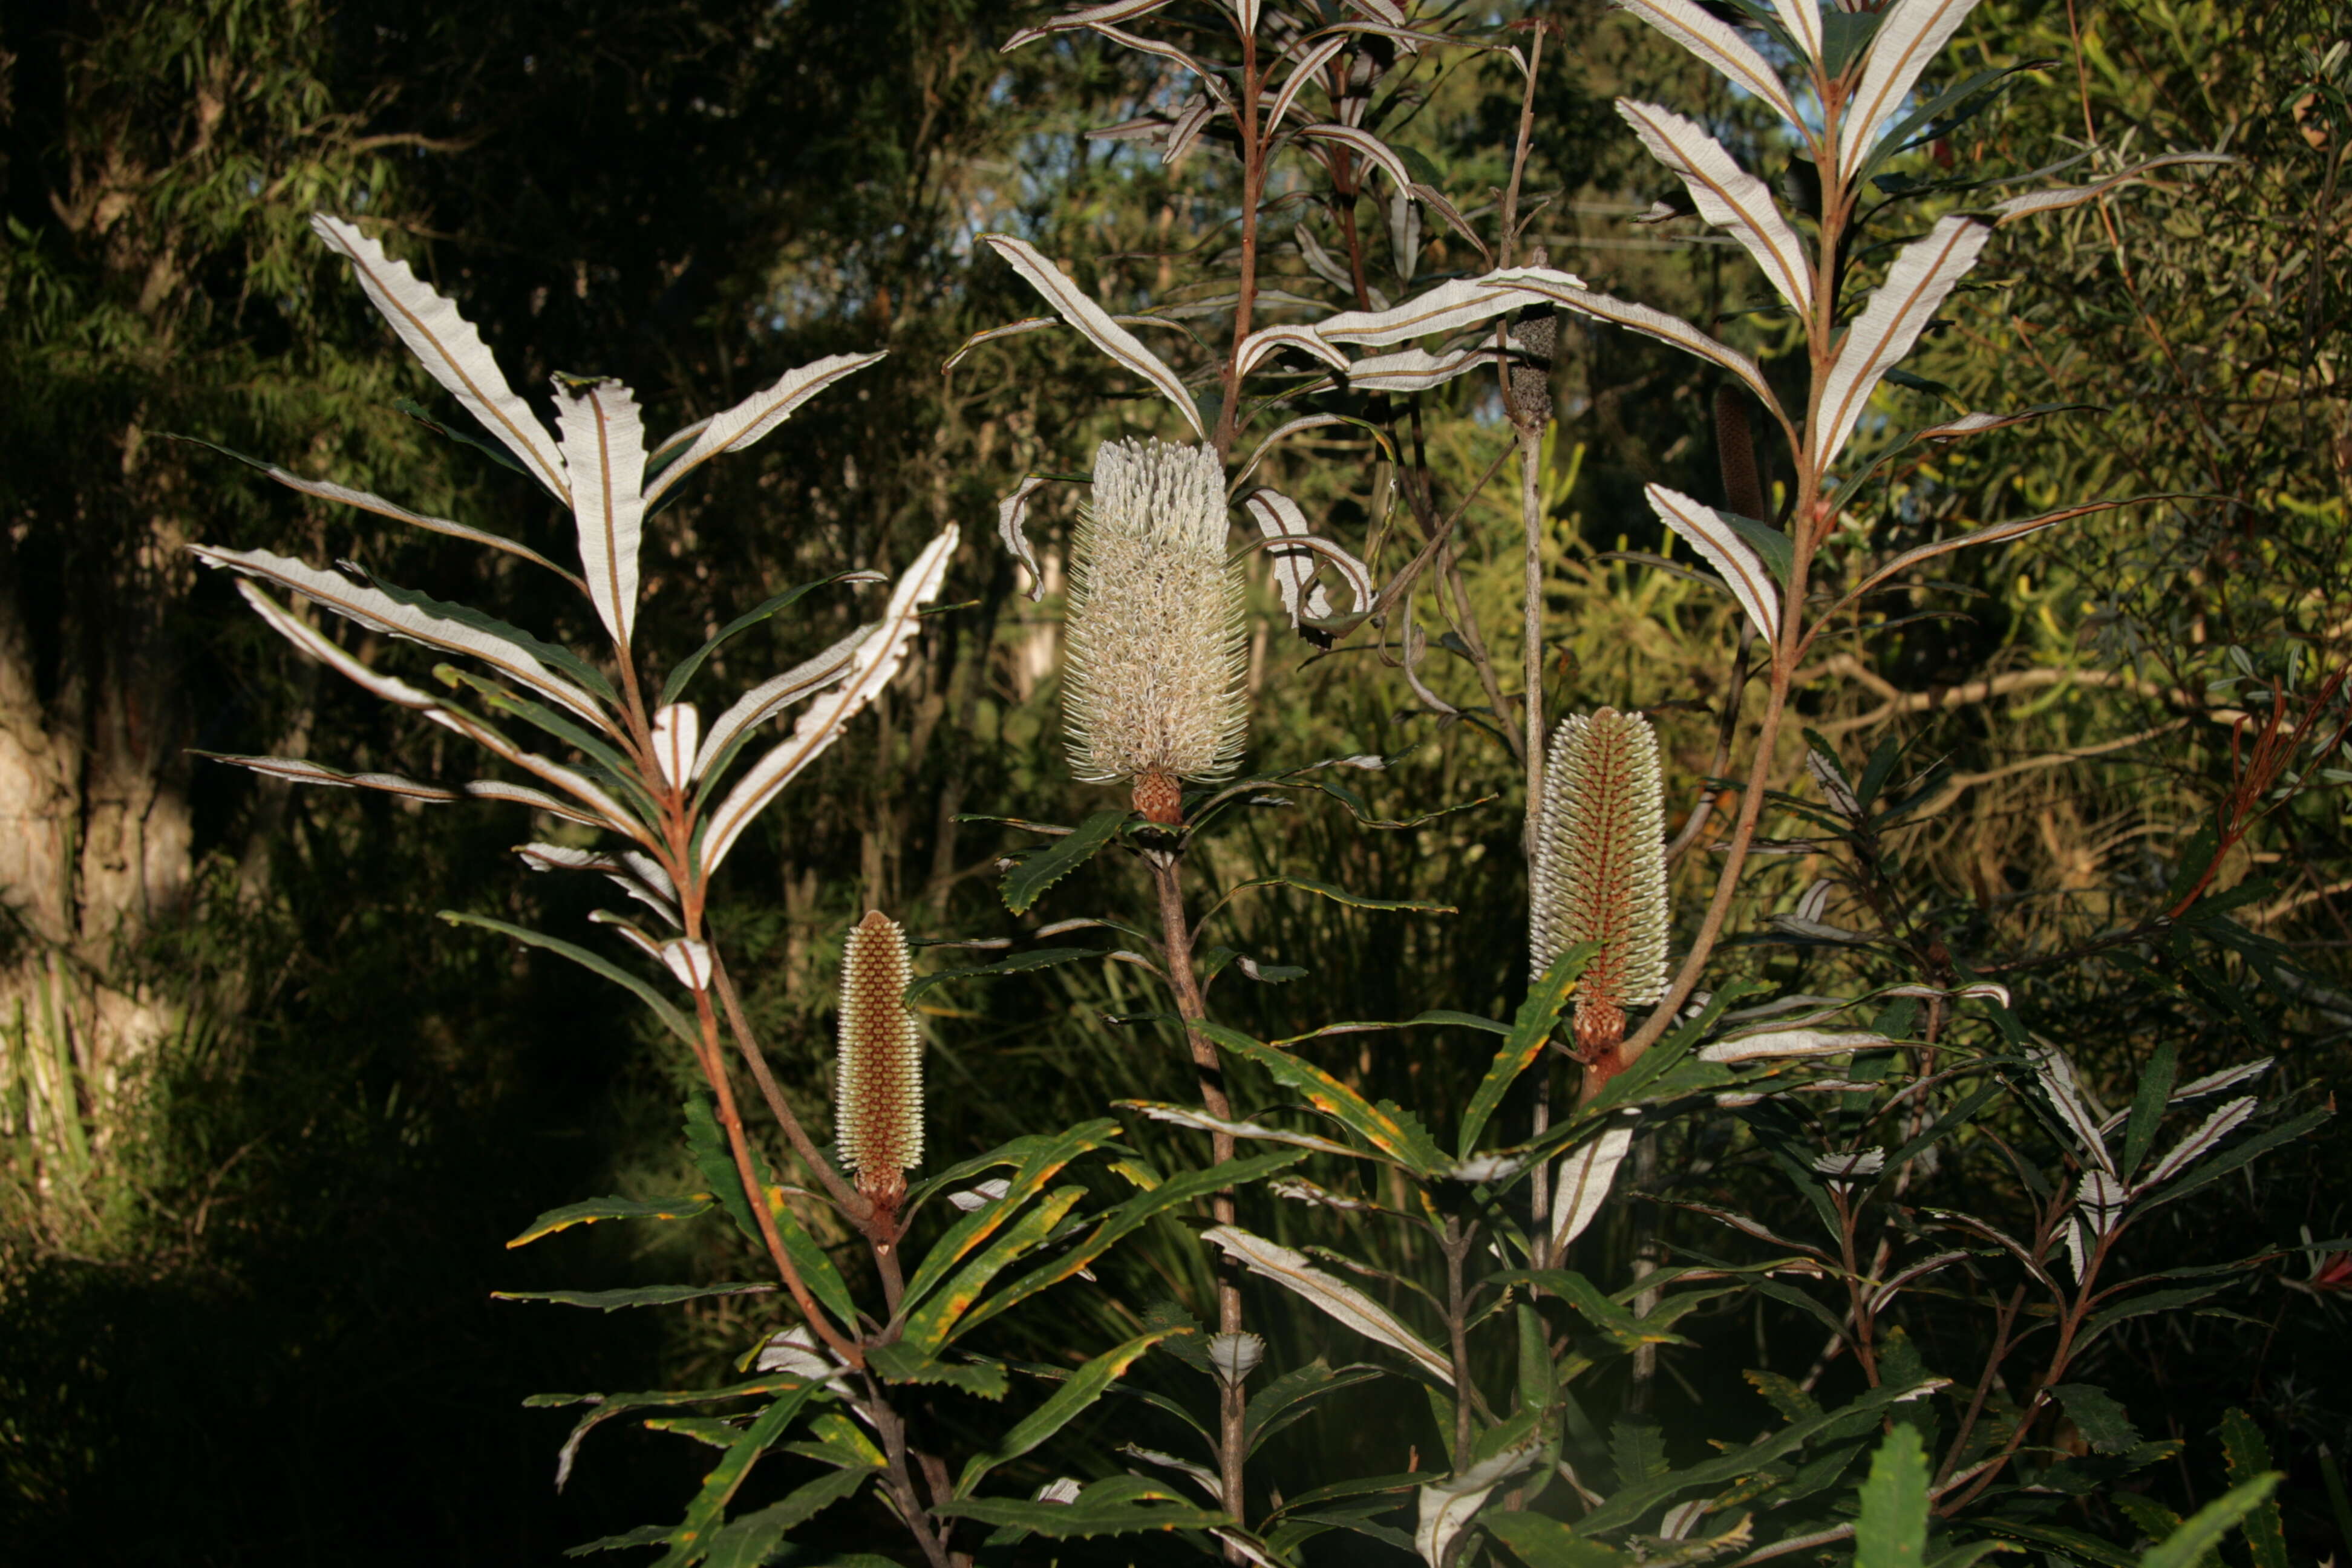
xmin=702 ymin=528 xmax=958 ymax=871
xmin=1616 ymin=100 xmax=1811 ymax=312
xmin=309 ymin=215 xmax=569 ymax=500
xmin=229 ymin=580 xmax=439 ymax=711
xmin=1266 ymin=36 xmax=1347 ymax=133
xmin=1644 ymin=486 xmax=1781 ymax=642
xmin=993 ymin=475 xmax=1059 ymax=603
xmin=2171 ymin=1059 xmax=2270 ymax=1102
xmin=1417 ymin=1439 xmax=1546 ymax=1568
xmin=1201 ymin=1225 xmax=1454 ymax=1384
xmin=1241 ymin=489 xmax=1371 ymax=627
xmin=198 ymin=753 xmax=463 ymax=802
xmin=1830 ymin=496 xmax=2152 ymax=614
xmin=2137 ymin=1097 xmax=2256 ymax=1192
xmin=1838 ymin=0 xmax=1985 ymax=179
xmin=1698 ymin=1029 xmax=1888 ymax=1062
xmin=1344 ymin=347 xmax=1505 ymax=393
xmin=1614 ymin=0 xmax=1805 ymax=131
xmin=1290 ymin=124 xmax=1416 ymax=192
xmin=1812 ymin=215 xmax=1990 ymax=469
xmin=1312 ymin=266 xmax=1585 ymax=346
xmin=1117 ymin=1103 xmax=1365 ymax=1160
xmin=1230 ymin=415 xmax=1354 ymax=492
xmin=1001 ymin=0 xmax=1177 ymax=49
xmin=644 ymin=352 xmax=884 ymax=502
xmin=459 ymin=780 xmax=614 ymax=828
xmin=1769 ymin=0 xmax=1824 ymax=63
xmin=555 ymin=377 xmax=649 ymax=649
xmin=981 ymin=235 xmax=1206 ymax=438
xmin=1990 ymin=152 xmax=2235 ymax=221
xmin=2030 ymin=1045 xmax=2113 ymax=1172
xmin=1552 ymin=1126 xmax=1634 ymax=1250
xmin=1234 ymin=323 xmax=1353 ymax=379
xmin=1089 ymin=25 xmax=1233 ymax=109
xmin=1514 ymin=278 xmax=1785 ymax=416
xmin=171 ymin=437 xmax=579 ymax=584
xmin=192 ymin=546 xmax=609 ymax=727
xmin=942 ymin=317 xmax=1061 ymax=372
xmin=691 ymin=624 xmax=875 ymax=782
xmin=517 ymin=842 xmax=680 ymax=926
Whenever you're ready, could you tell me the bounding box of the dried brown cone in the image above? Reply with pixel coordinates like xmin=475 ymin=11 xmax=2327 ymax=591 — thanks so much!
xmin=1532 ymin=708 xmax=1670 ymax=1063
xmin=1062 ymin=437 xmax=1248 ymax=825
xmin=836 ymin=909 xmax=923 ymax=1206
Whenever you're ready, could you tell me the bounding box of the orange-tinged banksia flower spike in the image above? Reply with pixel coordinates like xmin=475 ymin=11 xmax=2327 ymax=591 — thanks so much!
xmin=837 ymin=909 xmax=923 ymax=1207
xmin=1532 ymin=708 xmax=1670 ymax=1061
xmin=1062 ymin=437 xmax=1248 ymax=825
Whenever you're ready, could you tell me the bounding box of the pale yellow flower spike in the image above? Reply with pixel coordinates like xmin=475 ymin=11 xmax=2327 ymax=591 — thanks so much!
xmin=1062 ymin=437 xmax=1249 ymax=824
xmin=1532 ymin=707 xmax=1671 ymax=1060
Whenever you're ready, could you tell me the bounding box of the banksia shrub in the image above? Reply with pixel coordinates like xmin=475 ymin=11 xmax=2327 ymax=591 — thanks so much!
xmin=836 ymin=910 xmax=923 ymax=1206
xmin=1062 ymin=437 xmax=1248 ymax=824
xmin=1532 ymin=708 xmax=1670 ymax=1057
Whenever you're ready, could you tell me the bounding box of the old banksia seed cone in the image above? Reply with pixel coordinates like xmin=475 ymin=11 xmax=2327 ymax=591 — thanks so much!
xmin=1062 ymin=437 xmax=1248 ymax=825
xmin=1532 ymin=708 xmax=1670 ymax=1058
xmin=837 ymin=910 xmax=923 ymax=1206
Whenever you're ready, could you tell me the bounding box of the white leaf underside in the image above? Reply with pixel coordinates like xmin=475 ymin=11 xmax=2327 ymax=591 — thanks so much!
xmin=1119 ymin=1102 xmax=1363 ymax=1158
xmin=1770 ymin=0 xmax=1824 ymax=64
xmin=1838 ymin=0 xmax=1987 ymax=180
xmin=1265 ymin=36 xmax=1348 ymax=134
xmin=228 ymin=581 xmax=637 ymax=832
xmin=981 ymin=234 xmax=1206 ymax=438
xmin=1616 ymin=100 xmax=1812 ymax=313
xmin=1001 ymin=0 xmax=1176 ymax=49
xmin=691 ymin=624 xmax=876 ymax=780
xmin=995 ymin=475 xmax=1057 ymax=601
xmin=645 ymin=352 xmax=885 ymax=502
xmin=1506 ymin=277 xmax=1785 ymax=418
xmin=1550 ymin=1125 xmax=1634 ymax=1251
xmin=1697 ymin=1028 xmax=1888 ymax=1062
xmin=1613 ymin=0 xmax=1804 ymax=130
xmin=2140 ymin=1096 xmax=2256 ymax=1190
xmin=1290 ymin=123 xmax=1417 ymax=194
xmin=201 ymin=754 xmax=612 ymax=829
xmin=1837 ymin=497 xmax=2132 ymax=611
xmin=240 ymin=459 xmax=578 ymax=583
xmin=1344 ymin=345 xmax=1504 ymax=392
xmin=701 ymin=528 xmax=959 ymax=871
xmin=1241 ymin=487 xmax=1373 ymax=626
xmin=556 ymin=378 xmax=650 ymax=649
xmin=1644 ymin=485 xmax=1782 ymax=642
xmin=1312 ymin=265 xmax=1586 ymax=346
xmin=193 ymin=546 xmax=609 ymax=727
xmin=1990 ymin=152 xmax=2235 ymax=221
xmin=1200 ymin=1224 xmax=1455 ymax=1383
xmin=309 ymin=215 xmax=570 ymax=501
xmin=942 ymin=316 xmax=1060 ymax=373
xmin=1234 ymin=322 xmax=1354 ymax=378
xmin=1812 ymin=215 xmax=1991 ymax=469
xmin=1088 ymin=24 xmax=1233 ymax=109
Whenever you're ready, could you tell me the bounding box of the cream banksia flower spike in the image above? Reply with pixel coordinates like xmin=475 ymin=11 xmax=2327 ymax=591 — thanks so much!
xmin=1532 ymin=708 xmax=1670 ymax=1062
xmin=1062 ymin=437 xmax=1249 ymax=825
xmin=837 ymin=910 xmax=924 ymax=1208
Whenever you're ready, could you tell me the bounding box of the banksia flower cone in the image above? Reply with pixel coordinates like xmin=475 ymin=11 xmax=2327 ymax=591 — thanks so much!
xmin=837 ymin=910 xmax=923 ymax=1206
xmin=1062 ymin=437 xmax=1248 ymax=825
xmin=1532 ymin=708 xmax=1670 ymax=1059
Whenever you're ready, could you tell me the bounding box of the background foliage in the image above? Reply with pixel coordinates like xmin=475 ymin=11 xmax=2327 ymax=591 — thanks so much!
xmin=1 ymin=0 xmax=2346 ymax=1560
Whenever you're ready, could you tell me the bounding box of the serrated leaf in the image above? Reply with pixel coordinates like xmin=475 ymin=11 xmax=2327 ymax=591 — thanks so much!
xmin=442 ymin=912 xmax=696 ymax=1045
xmin=493 ymin=1282 xmax=773 ymax=1312
xmin=903 ymin=1186 xmax=1088 ymax=1351
xmin=1001 ymin=809 xmax=1128 ymax=915
xmin=653 ymin=1388 xmax=817 ymax=1568
xmin=702 ymin=528 xmax=958 ymax=871
xmin=1201 ymin=1225 xmax=1454 ymax=1385
xmin=962 ymin=1149 xmax=1306 ymax=1335
xmin=553 ymin=377 xmax=648 ymax=649
xmin=310 ymin=214 xmax=570 ymax=500
xmin=935 ymin=1486 xmax=1229 ymax=1539
xmin=2137 ymin=1474 xmax=2282 ymax=1568
xmin=1617 ymin=100 xmax=1811 ymax=312
xmin=645 ymin=352 xmax=884 ymax=502
xmin=2217 ymin=1408 xmax=2288 ymax=1568
xmin=1486 ymin=1512 xmax=1629 ymax=1567
xmin=701 ymin=1465 xmax=875 ymax=1568
xmin=2053 ymin=1383 xmax=2141 ymax=1455
xmin=954 ymin=1328 xmax=1186 ymax=1496
xmin=1838 ymin=0 xmax=1987 ymax=180
xmin=508 ymin=1193 xmax=716 ymax=1248
xmin=905 ymin=947 xmax=1109 ymax=1002
xmin=1613 ymin=0 xmax=1803 ymax=127
xmin=900 ymin=1119 xmax=1120 ymax=1309
xmin=979 ymin=234 xmax=1204 ymax=437
xmin=658 ymin=570 xmax=884 ymax=708
xmin=863 ymin=1341 xmax=1010 ymax=1399
xmin=1645 ymin=485 xmax=1781 ymax=641
xmin=1459 ymin=946 xmax=1590 ymax=1156
xmin=1855 ymin=1426 xmax=1930 ymax=1567
xmin=1197 ymin=1022 xmax=1448 ymax=1171
xmin=1814 ymin=216 xmax=1991 ymax=468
